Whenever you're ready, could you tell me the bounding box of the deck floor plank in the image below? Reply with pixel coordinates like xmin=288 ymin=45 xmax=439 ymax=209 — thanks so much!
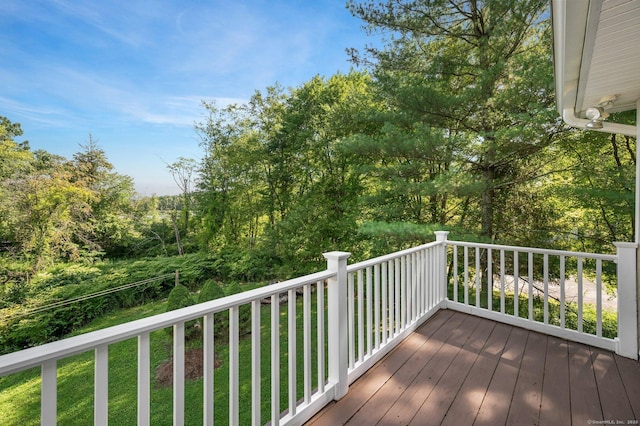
xmin=505 ymin=331 xmax=547 ymax=425
xmin=408 ymin=317 xmax=496 ymax=425
xmin=591 ymin=347 xmax=636 ymax=421
xmin=439 ymin=321 xmax=512 ymax=426
xmin=614 ymin=353 xmax=640 ymax=419
xmin=347 ymin=312 xmax=475 ymax=425
xmin=305 ymin=310 xmax=640 ymax=426
xmin=307 ymin=309 xmax=457 ymax=426
xmin=473 ymin=326 xmax=528 ymax=426
xmin=539 ymin=337 xmax=571 ymax=426
xmin=371 ymin=314 xmax=481 ymax=425
xmin=568 ymin=341 xmax=603 ymax=424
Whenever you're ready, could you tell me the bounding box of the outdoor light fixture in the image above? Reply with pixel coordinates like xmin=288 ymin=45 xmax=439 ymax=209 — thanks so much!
xmin=585 ymin=106 xmax=609 ymax=129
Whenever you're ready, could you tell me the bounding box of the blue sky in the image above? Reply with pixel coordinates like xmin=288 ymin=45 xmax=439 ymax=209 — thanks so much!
xmin=1 ymin=0 xmax=376 ymax=195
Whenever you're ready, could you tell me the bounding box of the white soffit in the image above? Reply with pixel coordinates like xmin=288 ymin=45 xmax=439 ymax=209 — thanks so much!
xmin=554 ymin=0 xmax=640 ymax=117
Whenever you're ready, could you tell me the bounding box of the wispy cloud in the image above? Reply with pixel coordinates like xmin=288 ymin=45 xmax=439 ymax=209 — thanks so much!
xmin=0 ymin=97 xmax=73 ymax=128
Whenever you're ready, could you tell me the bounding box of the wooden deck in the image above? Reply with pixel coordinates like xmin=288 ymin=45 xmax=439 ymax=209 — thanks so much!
xmin=307 ymin=310 xmax=640 ymax=426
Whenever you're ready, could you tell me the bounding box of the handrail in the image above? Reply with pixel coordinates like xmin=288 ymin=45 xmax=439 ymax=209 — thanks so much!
xmin=447 ymin=240 xmax=617 ymax=261
xmin=347 ymin=240 xmax=443 ymax=272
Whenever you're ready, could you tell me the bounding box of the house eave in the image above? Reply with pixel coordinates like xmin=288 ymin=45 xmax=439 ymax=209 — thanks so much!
xmin=551 ymin=0 xmax=638 ymax=136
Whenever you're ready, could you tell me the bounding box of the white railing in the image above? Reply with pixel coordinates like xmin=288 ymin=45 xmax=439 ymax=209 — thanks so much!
xmin=0 ymin=267 xmax=338 ymax=426
xmin=343 ymin=231 xmax=448 ymax=386
xmin=0 ymin=232 xmax=637 ymax=426
xmin=444 ymin=237 xmax=638 ymax=359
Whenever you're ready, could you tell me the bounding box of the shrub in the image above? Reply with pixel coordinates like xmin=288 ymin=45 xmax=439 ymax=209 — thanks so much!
xmin=166 ymin=284 xmax=195 ymax=311
xmin=197 ymin=279 xmax=225 ymax=304
xmin=225 ymin=283 xmax=252 ymax=337
xmin=166 ymin=284 xmax=198 ymax=340
xmin=198 ymin=279 xmax=227 ymax=338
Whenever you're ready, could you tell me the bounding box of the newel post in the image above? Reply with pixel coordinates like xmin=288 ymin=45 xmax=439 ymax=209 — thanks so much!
xmin=614 ymin=242 xmax=638 ymax=360
xmin=323 ymin=251 xmax=351 ymax=400
xmin=434 ymin=231 xmax=449 ymax=304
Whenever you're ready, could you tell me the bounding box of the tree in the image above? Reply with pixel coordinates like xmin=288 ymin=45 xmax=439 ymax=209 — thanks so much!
xmin=550 ymin=115 xmax=637 ymax=252
xmin=0 ymin=117 xmax=34 ymax=247
xmin=193 ymin=73 xmax=380 ymax=273
xmin=263 ymin=73 xmax=377 ymax=268
xmin=196 ymin=101 xmax=266 ymax=249
xmin=71 ymin=136 xmax=112 ymax=189
xmin=70 ymin=137 xmax=138 ymax=257
xmin=9 ymin=167 xmax=93 ymax=267
xmin=167 ymin=157 xmax=197 ymax=234
xmin=0 ymin=117 xmax=32 ymax=180
xmin=343 ymin=113 xmax=463 ymax=226
xmin=2 ymin=134 xmax=142 ymax=265
xmin=348 ymin=0 xmax=558 ymax=242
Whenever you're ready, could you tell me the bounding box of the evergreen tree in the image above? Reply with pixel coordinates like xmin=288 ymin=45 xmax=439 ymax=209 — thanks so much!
xmin=348 ymin=0 xmax=559 ymax=242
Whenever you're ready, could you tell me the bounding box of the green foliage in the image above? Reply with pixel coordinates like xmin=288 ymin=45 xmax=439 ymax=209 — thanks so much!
xmin=166 ymin=157 xmax=197 ymax=235
xmin=166 ymin=284 xmax=195 ymax=312
xmin=197 ymin=279 xmax=225 ymax=304
xmin=224 ymin=282 xmax=252 ymax=337
xmin=166 ymin=283 xmax=200 ymax=341
xmin=347 ymin=0 xmax=557 ymax=242
xmin=358 ymin=222 xmax=442 ymax=258
xmin=195 ymin=72 xmax=378 ymax=272
xmin=0 ymin=254 xmax=215 ymax=354
xmin=0 ymin=116 xmax=32 ymax=180
xmin=0 ymin=130 xmax=146 ymax=267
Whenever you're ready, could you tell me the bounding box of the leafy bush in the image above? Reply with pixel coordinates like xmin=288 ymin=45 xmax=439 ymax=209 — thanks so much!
xmin=166 ymin=284 xmax=195 ymax=311
xmin=198 ymin=279 xmax=225 ymax=304
xmin=225 ymin=283 xmax=252 ymax=337
xmin=0 ymin=253 xmax=216 ymax=354
xmin=166 ymin=284 xmax=198 ymax=340
xmin=197 ymin=279 xmax=227 ymax=337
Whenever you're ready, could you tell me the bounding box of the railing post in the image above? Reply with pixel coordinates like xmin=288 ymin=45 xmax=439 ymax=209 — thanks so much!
xmin=434 ymin=231 xmax=449 ymax=305
xmin=614 ymin=242 xmax=638 ymax=360
xmin=323 ymin=251 xmax=351 ymax=400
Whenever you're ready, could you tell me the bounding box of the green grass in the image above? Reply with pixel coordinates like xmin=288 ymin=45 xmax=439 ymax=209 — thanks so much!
xmin=0 ymin=288 xmax=327 ymax=425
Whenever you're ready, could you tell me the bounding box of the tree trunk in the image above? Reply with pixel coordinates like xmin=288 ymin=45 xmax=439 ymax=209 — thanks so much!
xmin=171 ymin=213 xmax=183 ymax=256
xmin=479 ymin=158 xmax=496 ymax=307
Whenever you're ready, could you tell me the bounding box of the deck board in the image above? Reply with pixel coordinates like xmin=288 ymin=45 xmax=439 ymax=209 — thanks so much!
xmin=346 ymin=311 xmax=470 ymax=425
xmin=408 ymin=317 xmax=496 ymax=425
xmin=506 ymin=331 xmax=546 ymax=425
xmin=539 ymin=337 xmax=571 ymax=426
xmin=474 ymin=326 xmax=528 ymax=426
xmin=306 ymin=310 xmax=640 ymax=426
xmin=372 ymin=313 xmax=480 ymax=425
xmin=591 ymin=347 xmax=635 ymax=420
xmin=616 ymin=354 xmax=640 ymax=419
xmin=309 ymin=310 xmax=455 ymax=426
xmin=439 ymin=321 xmax=511 ymax=426
xmin=568 ymin=341 xmax=603 ymax=424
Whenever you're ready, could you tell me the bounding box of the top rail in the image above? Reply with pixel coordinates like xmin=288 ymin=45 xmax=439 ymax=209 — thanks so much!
xmin=0 ymin=269 xmax=335 ymax=376
xmin=347 ymin=240 xmax=443 ymax=272
xmin=447 ymin=240 xmax=618 ymax=262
